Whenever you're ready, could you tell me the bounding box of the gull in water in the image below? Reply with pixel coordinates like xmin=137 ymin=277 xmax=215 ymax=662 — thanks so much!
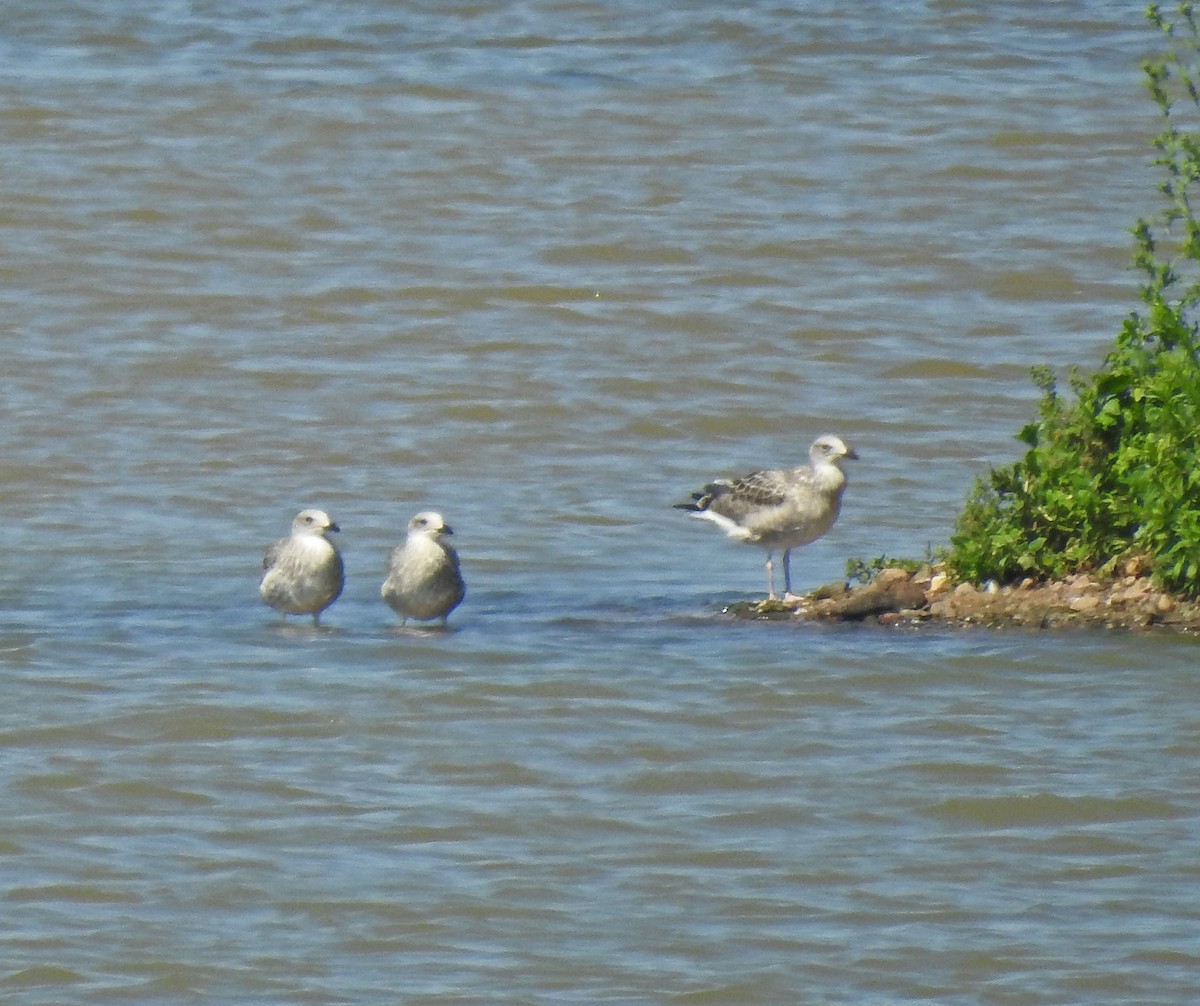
xmin=259 ymin=508 xmax=345 ymax=624
xmin=675 ymin=434 xmax=859 ymax=600
xmin=382 ymin=510 xmax=466 ymax=626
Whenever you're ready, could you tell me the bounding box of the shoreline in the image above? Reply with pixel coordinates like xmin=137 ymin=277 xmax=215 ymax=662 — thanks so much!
xmin=724 ymin=565 xmax=1200 ymax=633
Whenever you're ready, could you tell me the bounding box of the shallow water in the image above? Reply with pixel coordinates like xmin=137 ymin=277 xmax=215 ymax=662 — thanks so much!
xmin=2 ymin=3 xmax=1198 ymax=1004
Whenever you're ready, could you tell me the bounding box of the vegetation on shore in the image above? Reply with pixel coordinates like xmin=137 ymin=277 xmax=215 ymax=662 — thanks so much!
xmin=732 ymin=6 xmax=1200 ymax=631
xmin=944 ymin=3 xmax=1200 ymax=599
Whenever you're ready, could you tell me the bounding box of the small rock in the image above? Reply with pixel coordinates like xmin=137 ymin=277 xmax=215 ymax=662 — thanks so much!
xmin=875 ymin=567 xmax=912 ymax=588
xmin=809 ymin=581 xmax=849 ymax=601
xmin=927 ymin=572 xmax=951 ymax=595
xmin=909 ymin=565 xmax=935 ymax=587
xmin=809 ymin=576 xmax=929 ymax=621
xmin=1109 ymin=579 xmax=1151 ymax=606
xmin=1122 ymin=554 xmax=1151 ymax=578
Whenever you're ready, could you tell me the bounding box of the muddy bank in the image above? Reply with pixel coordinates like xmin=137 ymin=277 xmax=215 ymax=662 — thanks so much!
xmin=725 ymin=565 xmax=1200 ymax=633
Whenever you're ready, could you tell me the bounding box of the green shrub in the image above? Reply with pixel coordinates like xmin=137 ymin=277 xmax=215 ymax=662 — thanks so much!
xmin=947 ymin=3 xmax=1200 ymax=596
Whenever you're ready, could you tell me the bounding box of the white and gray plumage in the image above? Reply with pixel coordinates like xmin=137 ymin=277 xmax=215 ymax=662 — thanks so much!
xmin=259 ymin=508 xmax=345 ymax=624
xmin=674 ymin=434 xmax=859 ymax=600
xmin=381 ymin=511 xmax=466 ymax=626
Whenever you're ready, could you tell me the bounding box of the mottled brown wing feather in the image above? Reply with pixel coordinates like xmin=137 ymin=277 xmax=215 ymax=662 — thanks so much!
xmin=725 ymin=469 xmax=791 ymax=508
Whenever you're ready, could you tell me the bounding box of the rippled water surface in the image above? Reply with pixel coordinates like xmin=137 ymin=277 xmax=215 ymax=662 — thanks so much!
xmin=2 ymin=2 xmax=1198 ymax=1004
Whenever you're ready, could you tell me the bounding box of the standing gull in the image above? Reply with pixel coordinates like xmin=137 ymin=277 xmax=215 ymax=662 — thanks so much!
xmin=259 ymin=508 xmax=345 ymax=624
xmin=382 ymin=511 xmax=466 ymax=626
xmin=675 ymin=434 xmax=859 ymax=600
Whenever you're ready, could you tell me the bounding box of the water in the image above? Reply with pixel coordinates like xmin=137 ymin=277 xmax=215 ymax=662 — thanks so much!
xmin=2 ymin=2 xmax=1198 ymax=1003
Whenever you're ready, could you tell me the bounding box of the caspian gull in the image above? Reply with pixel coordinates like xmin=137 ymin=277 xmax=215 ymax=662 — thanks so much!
xmin=259 ymin=508 xmax=345 ymax=624
xmin=675 ymin=434 xmax=858 ymax=600
xmin=381 ymin=510 xmax=466 ymax=626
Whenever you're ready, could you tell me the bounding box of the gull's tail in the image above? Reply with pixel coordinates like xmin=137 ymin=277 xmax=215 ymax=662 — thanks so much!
xmin=673 ymin=479 xmax=734 ymax=513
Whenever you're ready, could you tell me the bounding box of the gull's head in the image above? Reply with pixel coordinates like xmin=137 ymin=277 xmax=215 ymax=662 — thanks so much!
xmin=293 ymin=508 xmax=340 ymax=537
xmin=408 ymin=510 xmax=453 ymax=539
xmin=810 ymin=434 xmax=859 ymax=467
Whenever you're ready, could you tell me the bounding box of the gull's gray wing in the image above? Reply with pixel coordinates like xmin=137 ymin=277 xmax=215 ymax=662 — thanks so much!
xmin=262 ymin=536 xmax=287 ymax=572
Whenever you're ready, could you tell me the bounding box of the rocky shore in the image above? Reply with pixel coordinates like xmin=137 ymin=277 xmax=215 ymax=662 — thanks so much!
xmin=725 ymin=563 xmax=1200 ymax=633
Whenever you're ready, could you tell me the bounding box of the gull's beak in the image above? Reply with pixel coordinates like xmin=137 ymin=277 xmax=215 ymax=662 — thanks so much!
xmin=846 ymin=448 xmax=860 ymax=461
xmin=442 ymin=524 xmax=454 ymax=535
xmin=328 ymin=522 xmax=341 ymax=533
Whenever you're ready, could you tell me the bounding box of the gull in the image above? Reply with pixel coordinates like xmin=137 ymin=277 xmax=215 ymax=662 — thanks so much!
xmin=674 ymin=434 xmax=858 ymax=600
xmin=259 ymin=508 xmax=345 ymax=624
xmin=382 ymin=511 xmax=466 ymax=626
